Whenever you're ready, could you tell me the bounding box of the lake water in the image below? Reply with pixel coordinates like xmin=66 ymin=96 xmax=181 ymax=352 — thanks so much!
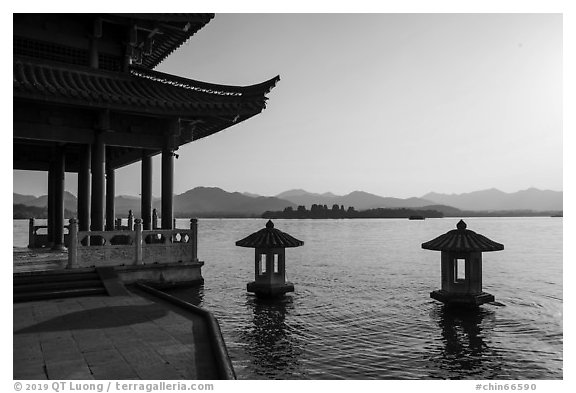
xmin=13 ymin=217 xmax=563 ymax=379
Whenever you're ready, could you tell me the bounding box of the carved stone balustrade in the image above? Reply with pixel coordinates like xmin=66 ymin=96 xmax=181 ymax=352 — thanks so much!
xmin=28 ymin=218 xmax=70 ymax=249
xmin=67 ymin=218 xmax=199 ymax=269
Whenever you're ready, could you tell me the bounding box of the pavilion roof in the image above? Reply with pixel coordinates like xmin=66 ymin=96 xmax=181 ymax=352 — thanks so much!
xmin=105 ymin=13 xmax=215 ymax=69
xmin=14 ymin=58 xmax=279 ymax=137
xmin=236 ymin=220 xmax=304 ymax=249
xmin=421 ymin=220 xmax=504 ymax=252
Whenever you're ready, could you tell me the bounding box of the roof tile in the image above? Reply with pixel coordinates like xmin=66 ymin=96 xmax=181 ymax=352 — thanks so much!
xmin=421 ymin=220 xmax=504 ymax=252
xmin=236 ymin=220 xmax=304 ymax=249
xmin=14 ymin=59 xmax=280 ymax=118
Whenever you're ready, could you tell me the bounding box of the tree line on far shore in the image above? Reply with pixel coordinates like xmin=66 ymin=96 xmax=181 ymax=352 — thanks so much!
xmin=262 ymin=204 xmax=444 ymax=219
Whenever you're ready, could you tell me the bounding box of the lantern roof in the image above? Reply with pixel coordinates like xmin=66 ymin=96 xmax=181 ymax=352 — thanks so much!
xmin=235 ymin=220 xmax=304 ymax=249
xmin=421 ymin=220 xmax=504 ymax=252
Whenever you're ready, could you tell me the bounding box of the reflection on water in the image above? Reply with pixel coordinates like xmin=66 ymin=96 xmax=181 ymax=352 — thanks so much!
xmin=240 ymin=296 xmax=304 ymax=379
xmin=428 ymin=305 xmax=502 ymax=379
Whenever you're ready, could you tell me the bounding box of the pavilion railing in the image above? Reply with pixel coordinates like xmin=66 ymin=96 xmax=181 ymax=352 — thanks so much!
xmin=67 ymin=218 xmax=199 ymax=269
xmin=114 ymin=217 xmax=177 ymax=231
xmin=28 ymin=218 xmax=70 ymax=249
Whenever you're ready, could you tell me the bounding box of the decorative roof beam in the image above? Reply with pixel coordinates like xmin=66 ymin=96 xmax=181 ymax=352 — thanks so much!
xmin=102 ymin=132 xmax=164 ymax=149
xmin=107 ymin=148 xmax=156 ymax=170
xmin=15 ymin=123 xmax=95 ymax=145
xmin=13 ymin=160 xmax=50 ymax=172
xmin=14 ymin=122 xmax=165 ymax=149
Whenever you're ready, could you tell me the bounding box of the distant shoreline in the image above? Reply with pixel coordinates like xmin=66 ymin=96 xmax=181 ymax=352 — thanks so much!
xmin=261 ymin=206 xmax=562 ymax=220
xmin=12 ymin=213 xmax=562 ymax=221
xmin=258 ymin=213 xmax=563 ymax=219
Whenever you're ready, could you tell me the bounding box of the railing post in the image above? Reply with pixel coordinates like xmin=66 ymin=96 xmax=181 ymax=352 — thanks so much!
xmin=190 ymin=218 xmax=198 ymax=262
xmin=64 ymin=219 xmax=70 ymax=247
xmin=135 ymin=218 xmax=143 ymax=265
xmin=67 ymin=218 xmax=78 ymax=269
xmin=128 ymin=210 xmax=134 ymax=231
xmin=152 ymin=208 xmax=158 ymax=230
xmin=28 ymin=218 xmax=35 ymax=249
xmin=173 ymin=218 xmax=176 ymax=229
xmin=115 ymin=218 xmax=122 ymax=230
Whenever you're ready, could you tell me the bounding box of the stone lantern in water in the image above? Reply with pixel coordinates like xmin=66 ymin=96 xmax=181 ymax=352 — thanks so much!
xmin=236 ymin=220 xmax=304 ymax=297
xmin=422 ymin=219 xmax=504 ymax=307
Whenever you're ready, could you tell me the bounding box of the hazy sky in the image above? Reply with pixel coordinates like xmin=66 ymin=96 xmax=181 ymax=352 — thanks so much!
xmin=12 ymin=13 xmax=563 ymax=198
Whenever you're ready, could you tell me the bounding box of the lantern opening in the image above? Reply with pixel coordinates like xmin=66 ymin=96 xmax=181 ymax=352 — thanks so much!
xmin=273 ymin=255 xmax=279 ymax=273
xmin=454 ymin=259 xmax=466 ymax=282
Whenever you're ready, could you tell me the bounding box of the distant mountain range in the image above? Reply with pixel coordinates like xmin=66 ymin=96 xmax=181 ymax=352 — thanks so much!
xmin=13 ymin=191 xmax=78 ymax=211
xmin=172 ymin=187 xmax=295 ymax=216
xmin=13 ymin=186 xmax=562 ymax=218
xmin=272 ymin=188 xmax=562 ymax=212
xmin=421 ymin=187 xmax=563 ymax=211
xmin=13 ymin=187 xmax=296 ymax=217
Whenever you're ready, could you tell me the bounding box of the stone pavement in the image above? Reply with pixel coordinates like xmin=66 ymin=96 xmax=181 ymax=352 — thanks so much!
xmin=13 ymin=289 xmax=219 ymax=380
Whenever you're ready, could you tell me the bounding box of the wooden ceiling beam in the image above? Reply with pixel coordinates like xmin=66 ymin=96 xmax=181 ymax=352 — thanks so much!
xmin=107 ymin=148 xmax=159 ymax=170
xmin=14 ymin=122 xmax=95 ymax=145
xmin=14 ymin=122 xmax=166 ymax=149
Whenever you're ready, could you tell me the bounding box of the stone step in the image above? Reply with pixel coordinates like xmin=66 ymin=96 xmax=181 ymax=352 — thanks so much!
xmin=13 ymin=287 xmax=108 ymax=303
xmin=13 ymin=268 xmax=108 ymax=303
xmin=13 ymin=271 xmax=99 ymax=285
xmin=13 ymin=279 xmax=104 ymax=293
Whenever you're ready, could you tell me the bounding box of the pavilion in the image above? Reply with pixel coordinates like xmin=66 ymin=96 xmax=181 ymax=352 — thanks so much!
xmin=13 ymin=14 xmax=279 ymax=257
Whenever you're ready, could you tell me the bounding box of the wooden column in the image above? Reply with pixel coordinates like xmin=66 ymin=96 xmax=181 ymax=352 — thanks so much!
xmin=51 ymin=147 xmax=66 ymax=250
xmin=77 ymin=144 xmax=91 ymax=232
xmin=90 ymin=19 xmax=101 ymax=69
xmin=141 ymin=153 xmax=152 ymax=230
xmin=47 ymin=161 xmax=55 ymax=246
xmin=105 ymin=164 xmax=115 ymax=231
xmin=91 ymin=134 xmax=105 ymax=234
xmin=161 ymin=147 xmax=174 ymax=229
xmin=89 ymin=39 xmax=99 ymax=69
xmin=190 ymin=218 xmax=198 ymax=262
xmin=28 ymin=218 xmax=35 ymax=249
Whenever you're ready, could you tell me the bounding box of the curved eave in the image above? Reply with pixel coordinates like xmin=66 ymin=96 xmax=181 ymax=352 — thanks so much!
xmin=241 ymin=75 xmax=281 ymax=96
xmin=14 ymin=59 xmax=279 ymax=119
xmin=131 ymin=66 xmax=280 ymax=96
xmin=14 ymin=90 xmax=267 ymax=119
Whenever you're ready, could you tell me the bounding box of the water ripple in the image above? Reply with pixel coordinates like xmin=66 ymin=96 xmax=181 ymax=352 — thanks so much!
xmin=155 ymin=218 xmax=561 ymax=379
